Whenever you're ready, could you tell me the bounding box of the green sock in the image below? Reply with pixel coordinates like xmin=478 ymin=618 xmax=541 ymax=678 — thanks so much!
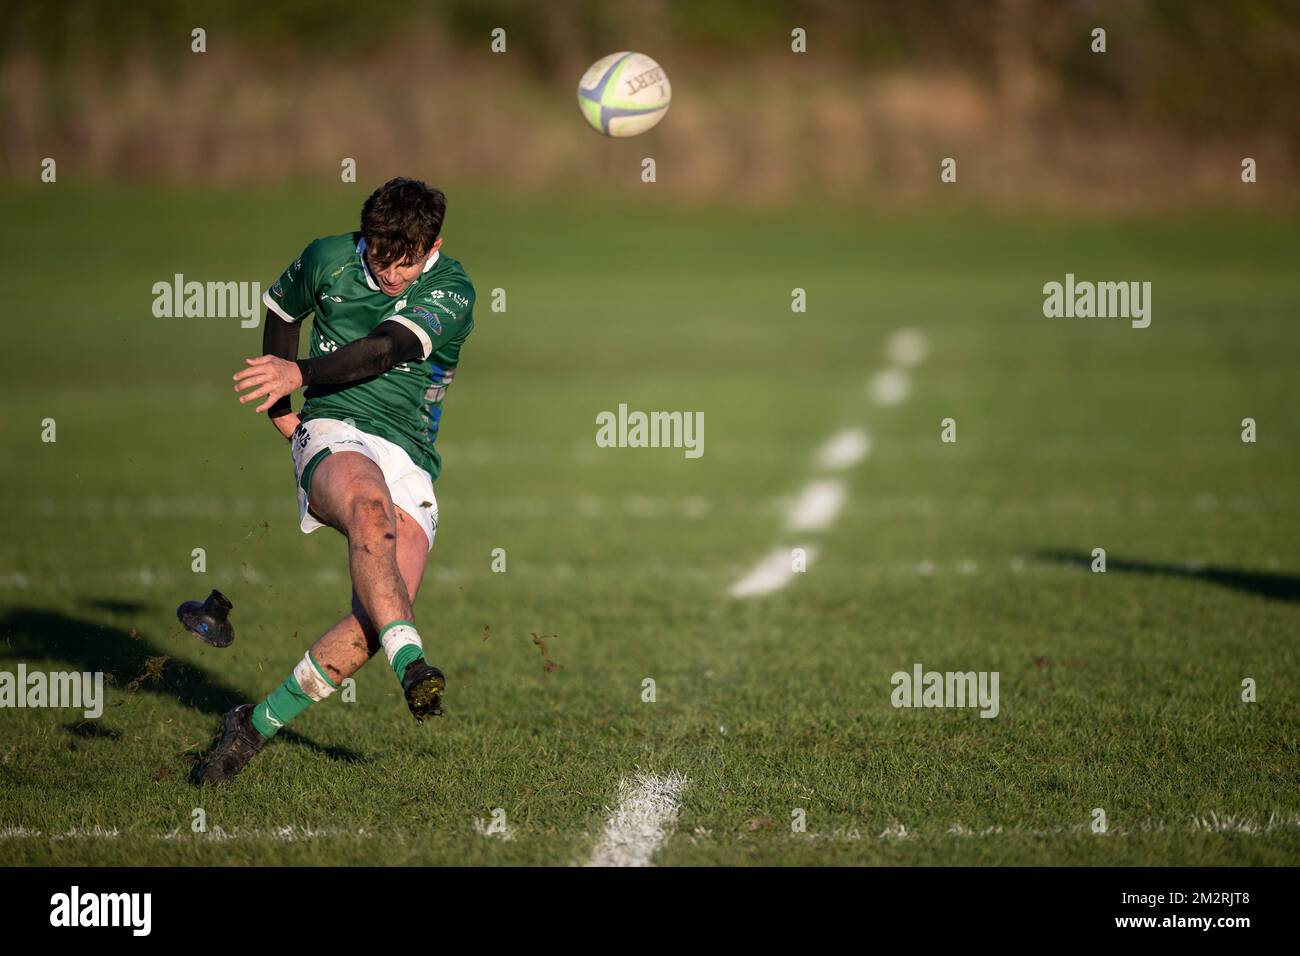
xmin=392 ymin=643 xmax=424 ymax=678
xmin=251 ymin=652 xmax=338 ymax=739
xmin=378 ymin=620 xmax=426 ymax=681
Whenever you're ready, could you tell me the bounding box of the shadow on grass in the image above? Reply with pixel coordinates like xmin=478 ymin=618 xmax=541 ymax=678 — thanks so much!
xmin=65 ymin=720 xmax=122 ymax=739
xmin=1037 ymin=551 xmax=1300 ymax=603
xmin=0 ymin=607 xmax=363 ymax=764
xmin=80 ymin=598 xmax=150 ymax=615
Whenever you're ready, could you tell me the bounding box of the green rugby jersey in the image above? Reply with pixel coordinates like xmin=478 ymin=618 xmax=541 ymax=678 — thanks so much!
xmin=262 ymin=232 xmax=475 ymax=481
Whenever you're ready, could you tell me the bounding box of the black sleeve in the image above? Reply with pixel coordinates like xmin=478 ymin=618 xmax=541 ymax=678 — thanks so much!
xmin=263 ymin=309 xmax=302 ymax=420
xmin=296 ymin=321 xmax=425 ymax=388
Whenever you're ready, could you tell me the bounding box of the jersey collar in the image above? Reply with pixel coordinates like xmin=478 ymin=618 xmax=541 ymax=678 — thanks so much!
xmin=357 ymin=237 xmax=380 ymax=291
xmin=357 ymin=237 xmax=441 ymax=291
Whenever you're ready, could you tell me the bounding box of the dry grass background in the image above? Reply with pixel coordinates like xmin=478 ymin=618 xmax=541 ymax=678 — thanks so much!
xmin=2 ymin=0 xmax=1298 ymax=209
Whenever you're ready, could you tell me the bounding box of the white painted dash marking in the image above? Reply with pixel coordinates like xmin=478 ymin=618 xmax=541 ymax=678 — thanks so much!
xmin=885 ymin=327 xmax=930 ymax=368
xmin=787 ymin=479 xmax=845 ymax=532
xmin=586 ymin=772 xmax=688 ymax=867
xmin=729 ymin=545 xmax=816 ymax=598
xmin=816 ymin=428 xmax=871 ymax=471
xmin=868 ymin=368 xmax=911 ymax=406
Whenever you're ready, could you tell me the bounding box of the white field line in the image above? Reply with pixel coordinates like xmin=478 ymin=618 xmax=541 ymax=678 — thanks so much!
xmin=585 ymin=772 xmax=689 ymax=867
xmin=942 ymin=813 xmax=1300 ymax=838
xmin=885 ymin=327 xmax=930 ymax=367
xmin=15 ymin=494 xmax=716 ymax=522
xmin=728 ymin=545 xmax=817 ymax=598
xmin=472 ymin=817 xmax=516 ymax=841
xmin=868 ymin=367 xmax=911 ymax=406
xmin=50 ymin=826 xmax=120 ymax=840
xmin=7 ymin=548 xmax=1275 ymax=593
xmin=1188 ymin=812 xmax=1300 ymax=834
xmin=774 ymin=814 xmax=1300 ymax=843
xmin=729 ymin=328 xmax=929 ymax=598
xmin=786 ymin=479 xmax=846 ymax=532
xmin=18 ymin=490 xmax=1272 ymax=533
xmin=0 ymin=825 xmax=383 ymax=842
xmin=162 ymin=825 xmax=378 ymax=842
xmin=816 ymin=428 xmax=871 ymax=471
xmin=4 ymin=813 xmax=1298 ymax=846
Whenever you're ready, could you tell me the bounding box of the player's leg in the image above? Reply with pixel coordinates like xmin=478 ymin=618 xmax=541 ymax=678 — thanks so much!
xmin=243 ymin=504 xmax=431 ymax=745
xmin=303 ymin=450 xmax=442 ymax=714
xmin=195 ymin=506 xmax=433 ymax=785
xmin=307 ymin=450 xmax=414 ymax=636
xmin=308 ymin=505 xmax=431 ymax=686
xmin=313 ymin=502 xmax=446 ymax=718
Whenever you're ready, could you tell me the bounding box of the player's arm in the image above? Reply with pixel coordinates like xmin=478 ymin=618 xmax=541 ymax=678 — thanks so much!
xmin=234 ymin=322 xmax=425 ymax=412
xmin=261 ymin=307 xmax=303 ymax=439
xmin=248 ymin=241 xmax=319 ymax=439
xmin=297 ymin=321 xmax=425 ymax=385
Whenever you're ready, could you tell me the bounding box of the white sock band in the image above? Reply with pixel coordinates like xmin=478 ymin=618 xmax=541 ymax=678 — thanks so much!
xmin=380 ymin=623 xmax=423 ymax=667
xmin=293 ymin=652 xmax=338 ymax=702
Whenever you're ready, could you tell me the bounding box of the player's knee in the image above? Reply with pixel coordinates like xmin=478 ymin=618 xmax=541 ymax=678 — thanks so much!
xmin=348 ymin=491 xmax=395 ymax=538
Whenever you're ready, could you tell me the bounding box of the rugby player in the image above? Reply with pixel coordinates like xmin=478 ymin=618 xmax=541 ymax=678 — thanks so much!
xmin=195 ymin=177 xmax=474 ymax=784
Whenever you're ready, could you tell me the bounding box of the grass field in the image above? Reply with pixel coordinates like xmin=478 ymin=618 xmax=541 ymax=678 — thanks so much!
xmin=0 ymin=187 xmax=1297 ymax=865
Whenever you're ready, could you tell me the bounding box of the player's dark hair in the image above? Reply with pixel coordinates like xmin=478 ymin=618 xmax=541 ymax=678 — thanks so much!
xmin=361 ymin=177 xmax=446 ymax=268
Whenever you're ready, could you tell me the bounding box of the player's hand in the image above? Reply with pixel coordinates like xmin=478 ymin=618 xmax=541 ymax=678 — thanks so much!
xmin=233 ymin=355 xmax=304 ymax=413
xmin=271 ymin=411 xmax=301 ymax=441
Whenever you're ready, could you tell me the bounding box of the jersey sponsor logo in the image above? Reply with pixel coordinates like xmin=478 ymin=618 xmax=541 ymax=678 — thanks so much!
xmin=427 ymin=289 xmax=469 ymax=311
xmin=319 ymin=292 xmax=343 ymax=303
xmin=408 ymin=305 xmax=442 ymax=336
xmin=271 ymin=280 xmax=285 ymax=297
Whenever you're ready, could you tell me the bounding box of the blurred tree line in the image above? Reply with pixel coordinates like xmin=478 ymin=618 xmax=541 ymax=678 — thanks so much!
xmin=6 ymin=0 xmax=1297 ymax=134
xmin=2 ymin=0 xmax=1296 ymax=203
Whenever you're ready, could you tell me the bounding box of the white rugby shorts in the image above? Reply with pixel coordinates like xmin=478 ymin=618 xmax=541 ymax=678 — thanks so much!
xmin=289 ymin=417 xmax=438 ymax=550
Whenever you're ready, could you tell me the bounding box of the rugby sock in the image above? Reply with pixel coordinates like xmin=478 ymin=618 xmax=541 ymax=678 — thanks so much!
xmin=250 ymin=651 xmax=339 ymax=740
xmin=379 ymin=620 xmax=426 ymax=681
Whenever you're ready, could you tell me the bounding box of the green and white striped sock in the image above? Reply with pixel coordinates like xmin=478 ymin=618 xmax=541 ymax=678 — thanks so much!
xmin=378 ymin=620 xmax=426 ymax=681
xmin=251 ymin=651 xmax=338 ymax=739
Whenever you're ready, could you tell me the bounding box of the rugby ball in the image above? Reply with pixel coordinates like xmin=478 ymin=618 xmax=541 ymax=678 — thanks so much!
xmin=577 ymin=52 xmax=671 ymax=137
